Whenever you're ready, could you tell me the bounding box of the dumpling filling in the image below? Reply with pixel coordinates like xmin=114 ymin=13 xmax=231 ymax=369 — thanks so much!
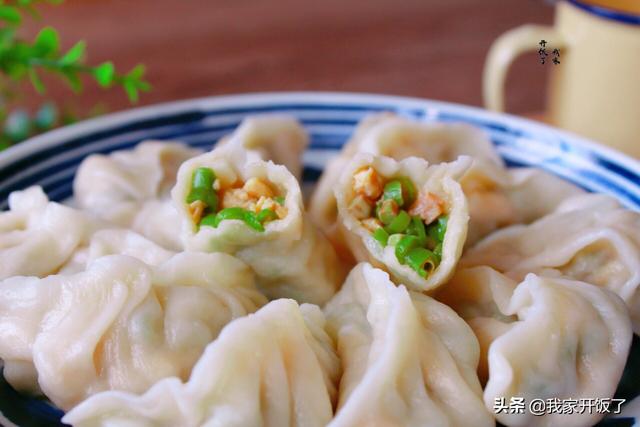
xmin=348 ymin=166 xmax=448 ymax=278
xmin=185 ymin=167 xmax=287 ymax=232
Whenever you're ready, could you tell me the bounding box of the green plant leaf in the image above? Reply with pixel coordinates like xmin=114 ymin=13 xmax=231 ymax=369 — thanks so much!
xmin=62 ymin=70 xmax=82 ymax=92
xmin=123 ymin=80 xmax=139 ymax=103
xmin=137 ymin=80 xmax=152 ymax=92
xmin=6 ymin=62 xmax=27 ymax=79
xmin=0 ymin=6 xmax=22 ymax=25
xmin=34 ymin=27 xmax=60 ymax=56
xmin=0 ymin=28 xmax=16 ymax=50
xmin=0 ymin=0 xmax=150 ymax=148
xmin=93 ymin=61 xmax=114 ymax=87
xmin=28 ymin=68 xmax=46 ymax=94
xmin=127 ymin=64 xmax=145 ymax=79
xmin=60 ymin=40 xmax=85 ymax=64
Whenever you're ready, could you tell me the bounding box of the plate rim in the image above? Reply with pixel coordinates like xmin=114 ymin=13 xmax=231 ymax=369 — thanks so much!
xmin=0 ymin=91 xmax=638 ymax=173
xmin=1 ymin=92 xmax=639 ymax=424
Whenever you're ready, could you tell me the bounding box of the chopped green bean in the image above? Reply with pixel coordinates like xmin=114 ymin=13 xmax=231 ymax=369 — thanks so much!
xmin=433 ymin=242 xmax=443 ymax=259
xmin=406 ymin=247 xmax=439 ymax=278
xmin=373 ymin=227 xmax=389 ymax=246
xmin=388 ymin=233 xmax=405 ymax=246
xmin=212 ymin=207 xmax=266 ymax=232
xmin=427 ymin=215 xmax=448 ymax=242
xmin=212 ymin=207 xmax=247 ymax=227
xmin=394 ymin=234 xmax=421 ymax=264
xmin=406 ymin=215 xmax=427 ymax=245
xmin=257 ymin=208 xmax=278 ymax=223
xmin=186 ymin=188 xmax=219 ymax=212
xmin=397 ymin=177 xmax=417 ymax=207
xmin=383 ymin=180 xmax=404 ymax=206
xmin=191 ymin=167 xmax=216 ymax=190
xmin=200 ymin=213 xmax=217 ymax=228
xmin=388 ymin=233 xmax=405 ymax=247
xmin=385 ymin=210 xmax=411 ymax=234
xmin=376 ymin=199 xmax=399 ymax=225
xmin=274 ymin=196 xmax=285 ymax=206
xmin=243 ymin=211 xmax=265 ymax=232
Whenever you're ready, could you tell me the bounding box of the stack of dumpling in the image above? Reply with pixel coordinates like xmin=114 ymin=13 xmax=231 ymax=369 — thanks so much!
xmin=0 ymin=114 xmax=637 ymax=427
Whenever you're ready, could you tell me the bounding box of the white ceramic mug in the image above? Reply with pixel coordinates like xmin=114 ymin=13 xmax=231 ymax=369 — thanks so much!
xmin=483 ymin=0 xmax=640 ymax=158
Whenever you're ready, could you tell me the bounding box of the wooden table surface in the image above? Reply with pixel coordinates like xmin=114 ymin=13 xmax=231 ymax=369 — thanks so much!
xmin=24 ymin=0 xmax=554 ymax=118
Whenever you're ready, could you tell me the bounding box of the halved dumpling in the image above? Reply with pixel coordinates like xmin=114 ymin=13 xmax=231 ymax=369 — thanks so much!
xmin=172 ymin=144 xmax=346 ymax=305
xmin=334 ymin=152 xmax=470 ymax=291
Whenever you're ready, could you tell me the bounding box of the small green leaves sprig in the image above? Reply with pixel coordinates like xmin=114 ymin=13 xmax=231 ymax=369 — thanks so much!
xmin=0 ymin=0 xmax=151 ymax=150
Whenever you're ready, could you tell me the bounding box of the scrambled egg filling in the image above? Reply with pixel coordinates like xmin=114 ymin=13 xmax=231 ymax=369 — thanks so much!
xmin=348 ymin=166 xmax=448 ymax=278
xmin=186 ymin=167 xmax=287 ymax=232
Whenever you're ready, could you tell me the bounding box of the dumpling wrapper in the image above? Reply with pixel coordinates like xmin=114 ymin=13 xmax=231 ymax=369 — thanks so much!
xmin=0 ymin=186 xmax=102 ymax=280
xmin=462 ymin=193 xmax=640 ymax=333
xmin=74 ymin=141 xmax=202 ymax=250
xmin=436 ymin=267 xmax=632 ymax=427
xmin=172 ymin=145 xmax=346 ymax=305
xmin=0 ymin=253 xmax=266 ymax=410
xmin=311 ymin=113 xmax=583 ymax=247
xmin=334 ymin=152 xmax=470 ymax=292
xmin=324 ymin=263 xmax=493 ymax=427
xmin=60 ymin=229 xmax=175 ymax=274
xmin=216 ymin=115 xmax=309 ymax=181
xmin=63 ymin=299 xmax=340 ymax=427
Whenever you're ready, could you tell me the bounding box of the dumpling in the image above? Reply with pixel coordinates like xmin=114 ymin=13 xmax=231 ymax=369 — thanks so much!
xmin=461 ymin=166 xmax=583 ymax=245
xmin=462 ymin=193 xmax=640 ymax=332
xmin=0 ymin=186 xmax=101 ymax=279
xmin=74 ymin=141 xmax=202 ymax=250
xmin=216 ymin=115 xmax=309 ymax=180
xmin=311 ymin=114 xmax=500 ymax=250
xmin=324 ymin=263 xmax=493 ymax=427
xmin=63 ymin=299 xmax=340 ymax=427
xmin=436 ymin=267 xmax=632 ymax=427
xmin=310 ymin=114 xmax=583 ymax=247
xmin=333 ymin=152 xmax=470 ymax=291
xmin=171 ymin=144 xmax=346 ymax=305
xmin=309 ymin=114 xmax=391 ymax=252
xmin=60 ymin=229 xmax=175 ymax=274
xmin=0 ymin=253 xmax=266 ymax=410
xmin=504 ymin=167 xmax=585 ymax=224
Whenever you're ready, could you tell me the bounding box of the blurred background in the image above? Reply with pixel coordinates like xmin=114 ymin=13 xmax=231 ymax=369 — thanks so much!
xmin=20 ymin=0 xmax=554 ymax=116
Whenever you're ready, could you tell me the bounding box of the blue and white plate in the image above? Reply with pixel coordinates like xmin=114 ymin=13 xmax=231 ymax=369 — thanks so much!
xmin=0 ymin=92 xmax=638 ymax=426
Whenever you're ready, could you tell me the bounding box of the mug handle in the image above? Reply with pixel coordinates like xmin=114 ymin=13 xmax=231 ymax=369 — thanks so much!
xmin=483 ymin=25 xmax=566 ymax=112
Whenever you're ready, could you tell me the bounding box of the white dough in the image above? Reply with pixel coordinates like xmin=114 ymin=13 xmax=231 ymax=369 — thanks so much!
xmin=63 ymin=299 xmax=340 ymax=427
xmin=324 ymin=263 xmax=494 ymax=427
xmin=0 ymin=253 xmax=266 ymax=410
xmin=437 ymin=267 xmax=632 ymax=427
